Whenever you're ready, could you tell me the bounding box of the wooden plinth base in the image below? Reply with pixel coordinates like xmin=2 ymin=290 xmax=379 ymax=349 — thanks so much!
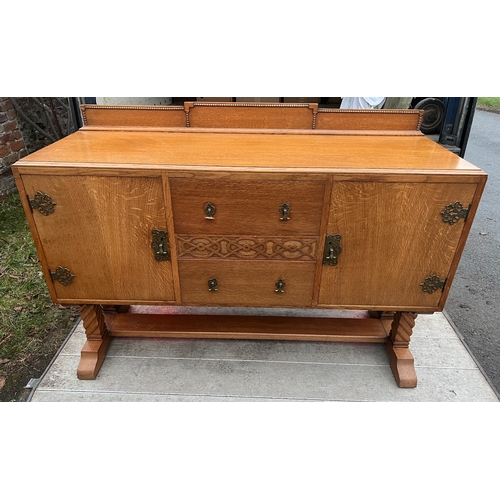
xmin=77 ymin=335 xmax=111 ymax=380
xmin=385 ymin=338 xmax=417 ymax=388
xmin=77 ymin=306 xmax=419 ymax=387
xmin=77 ymin=304 xmax=111 ymax=380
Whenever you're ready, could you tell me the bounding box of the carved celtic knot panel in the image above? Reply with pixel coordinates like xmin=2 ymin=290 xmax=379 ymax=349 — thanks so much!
xmin=177 ymin=236 xmax=318 ymax=261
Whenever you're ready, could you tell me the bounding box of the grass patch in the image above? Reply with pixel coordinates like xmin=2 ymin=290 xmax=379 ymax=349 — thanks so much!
xmin=0 ymin=191 xmax=78 ymax=401
xmin=476 ymin=97 xmax=500 ymax=113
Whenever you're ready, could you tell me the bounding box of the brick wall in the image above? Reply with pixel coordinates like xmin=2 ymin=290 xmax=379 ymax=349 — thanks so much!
xmin=0 ymin=97 xmax=28 ymax=195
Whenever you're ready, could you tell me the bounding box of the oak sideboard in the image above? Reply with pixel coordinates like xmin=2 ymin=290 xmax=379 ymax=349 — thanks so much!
xmin=12 ymin=103 xmax=487 ymax=387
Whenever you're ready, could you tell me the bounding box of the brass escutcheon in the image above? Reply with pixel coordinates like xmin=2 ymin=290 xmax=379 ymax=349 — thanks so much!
xmin=151 ymin=229 xmax=170 ymax=261
xmin=323 ymin=234 xmax=342 ymax=266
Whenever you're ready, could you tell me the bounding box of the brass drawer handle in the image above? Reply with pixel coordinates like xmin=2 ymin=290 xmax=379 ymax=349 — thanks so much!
xmin=280 ymin=203 xmax=290 ymax=221
xmin=204 ymin=202 xmax=216 ymax=220
xmin=208 ymin=278 xmax=218 ymax=292
xmin=275 ymin=278 xmax=286 ymax=293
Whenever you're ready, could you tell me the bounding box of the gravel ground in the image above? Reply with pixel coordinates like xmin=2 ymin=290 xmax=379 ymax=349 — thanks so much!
xmin=445 ymin=108 xmax=500 ymax=397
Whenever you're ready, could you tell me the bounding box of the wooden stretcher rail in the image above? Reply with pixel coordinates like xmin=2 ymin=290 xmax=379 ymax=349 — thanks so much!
xmin=105 ymin=313 xmax=389 ymax=343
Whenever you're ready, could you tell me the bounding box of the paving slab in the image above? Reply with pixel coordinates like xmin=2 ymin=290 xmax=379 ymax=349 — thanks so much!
xmin=29 ymin=310 xmax=499 ymax=402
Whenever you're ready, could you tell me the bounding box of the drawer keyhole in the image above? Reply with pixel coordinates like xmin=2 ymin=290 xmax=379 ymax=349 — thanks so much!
xmin=208 ymin=278 xmax=218 ymax=292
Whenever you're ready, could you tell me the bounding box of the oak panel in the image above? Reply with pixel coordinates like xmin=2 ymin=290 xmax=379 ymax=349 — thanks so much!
xmin=22 ymin=175 xmax=175 ymax=302
xmin=17 ymin=131 xmax=479 ymax=172
xmin=316 ymin=109 xmax=423 ymax=130
xmin=109 ymin=314 xmax=388 ymax=343
xmin=318 ymin=181 xmax=478 ymax=308
xmin=187 ymin=102 xmax=315 ymax=129
xmin=169 ymin=178 xmax=325 ymax=236
xmin=82 ymin=105 xmax=187 ymax=127
xmin=178 ymin=261 xmax=316 ymax=307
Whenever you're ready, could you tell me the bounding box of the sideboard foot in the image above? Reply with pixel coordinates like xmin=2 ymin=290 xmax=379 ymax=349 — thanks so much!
xmin=385 ymin=339 xmax=417 ymax=388
xmin=77 ymin=304 xmax=111 ymax=380
xmin=385 ymin=312 xmax=418 ymax=388
xmin=77 ymin=337 xmax=111 ymax=380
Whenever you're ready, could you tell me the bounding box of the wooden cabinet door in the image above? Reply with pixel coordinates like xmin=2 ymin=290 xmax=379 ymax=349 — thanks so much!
xmin=318 ymin=181 xmax=478 ymax=309
xmin=22 ymin=175 xmax=175 ymax=303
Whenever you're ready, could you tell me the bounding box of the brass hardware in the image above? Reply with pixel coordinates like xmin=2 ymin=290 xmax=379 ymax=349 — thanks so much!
xmin=275 ymin=278 xmax=286 ymax=293
xmin=29 ymin=191 xmax=56 ymax=216
xmin=151 ymin=229 xmax=170 ymax=261
xmin=441 ymin=201 xmax=469 ymax=225
xmin=280 ymin=203 xmax=291 ymax=221
xmin=323 ymin=234 xmax=342 ymax=266
xmin=420 ymin=275 xmax=446 ymax=294
xmin=50 ymin=266 xmax=74 ymax=286
xmin=204 ymin=202 xmax=216 ymax=220
xmin=208 ymin=278 xmax=218 ymax=292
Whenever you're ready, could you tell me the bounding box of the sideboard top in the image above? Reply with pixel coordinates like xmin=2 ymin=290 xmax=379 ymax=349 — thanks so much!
xmin=15 ymin=128 xmax=483 ymax=174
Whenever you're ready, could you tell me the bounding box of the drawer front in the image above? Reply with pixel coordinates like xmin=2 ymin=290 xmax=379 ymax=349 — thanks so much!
xmin=170 ymin=178 xmax=325 ymax=236
xmin=179 ymin=261 xmax=316 ymax=307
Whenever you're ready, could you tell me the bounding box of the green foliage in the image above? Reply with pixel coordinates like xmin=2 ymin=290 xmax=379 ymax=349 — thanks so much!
xmin=477 ymin=97 xmax=500 ymax=108
xmin=0 ymin=192 xmax=75 ymax=361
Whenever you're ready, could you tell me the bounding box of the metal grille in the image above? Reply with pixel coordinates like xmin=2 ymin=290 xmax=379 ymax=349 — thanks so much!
xmin=10 ymin=98 xmax=79 ymax=154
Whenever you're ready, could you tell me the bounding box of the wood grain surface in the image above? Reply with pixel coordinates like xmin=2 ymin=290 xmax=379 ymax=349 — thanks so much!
xmin=82 ymin=105 xmax=187 ymax=127
xmin=187 ymin=103 xmax=315 ymax=129
xmin=318 ymin=181 xmax=478 ymax=308
xmin=178 ymin=261 xmax=316 ymax=307
xmin=21 ymin=175 xmax=175 ymax=302
xmin=169 ymin=178 xmax=325 ymax=236
xmin=107 ymin=313 xmax=388 ymax=343
xmin=16 ymin=130 xmax=480 ymax=172
xmin=316 ymin=108 xmax=423 ymax=130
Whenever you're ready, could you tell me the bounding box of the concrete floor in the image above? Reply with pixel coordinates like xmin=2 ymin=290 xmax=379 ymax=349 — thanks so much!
xmin=29 ymin=309 xmax=499 ymax=402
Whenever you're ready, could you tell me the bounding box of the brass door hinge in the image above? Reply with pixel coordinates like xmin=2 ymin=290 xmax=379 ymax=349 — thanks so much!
xmin=29 ymin=191 xmax=56 ymax=216
xmin=420 ymin=274 xmax=446 ymax=294
xmin=50 ymin=266 xmax=75 ymax=286
xmin=441 ymin=201 xmax=470 ymax=225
